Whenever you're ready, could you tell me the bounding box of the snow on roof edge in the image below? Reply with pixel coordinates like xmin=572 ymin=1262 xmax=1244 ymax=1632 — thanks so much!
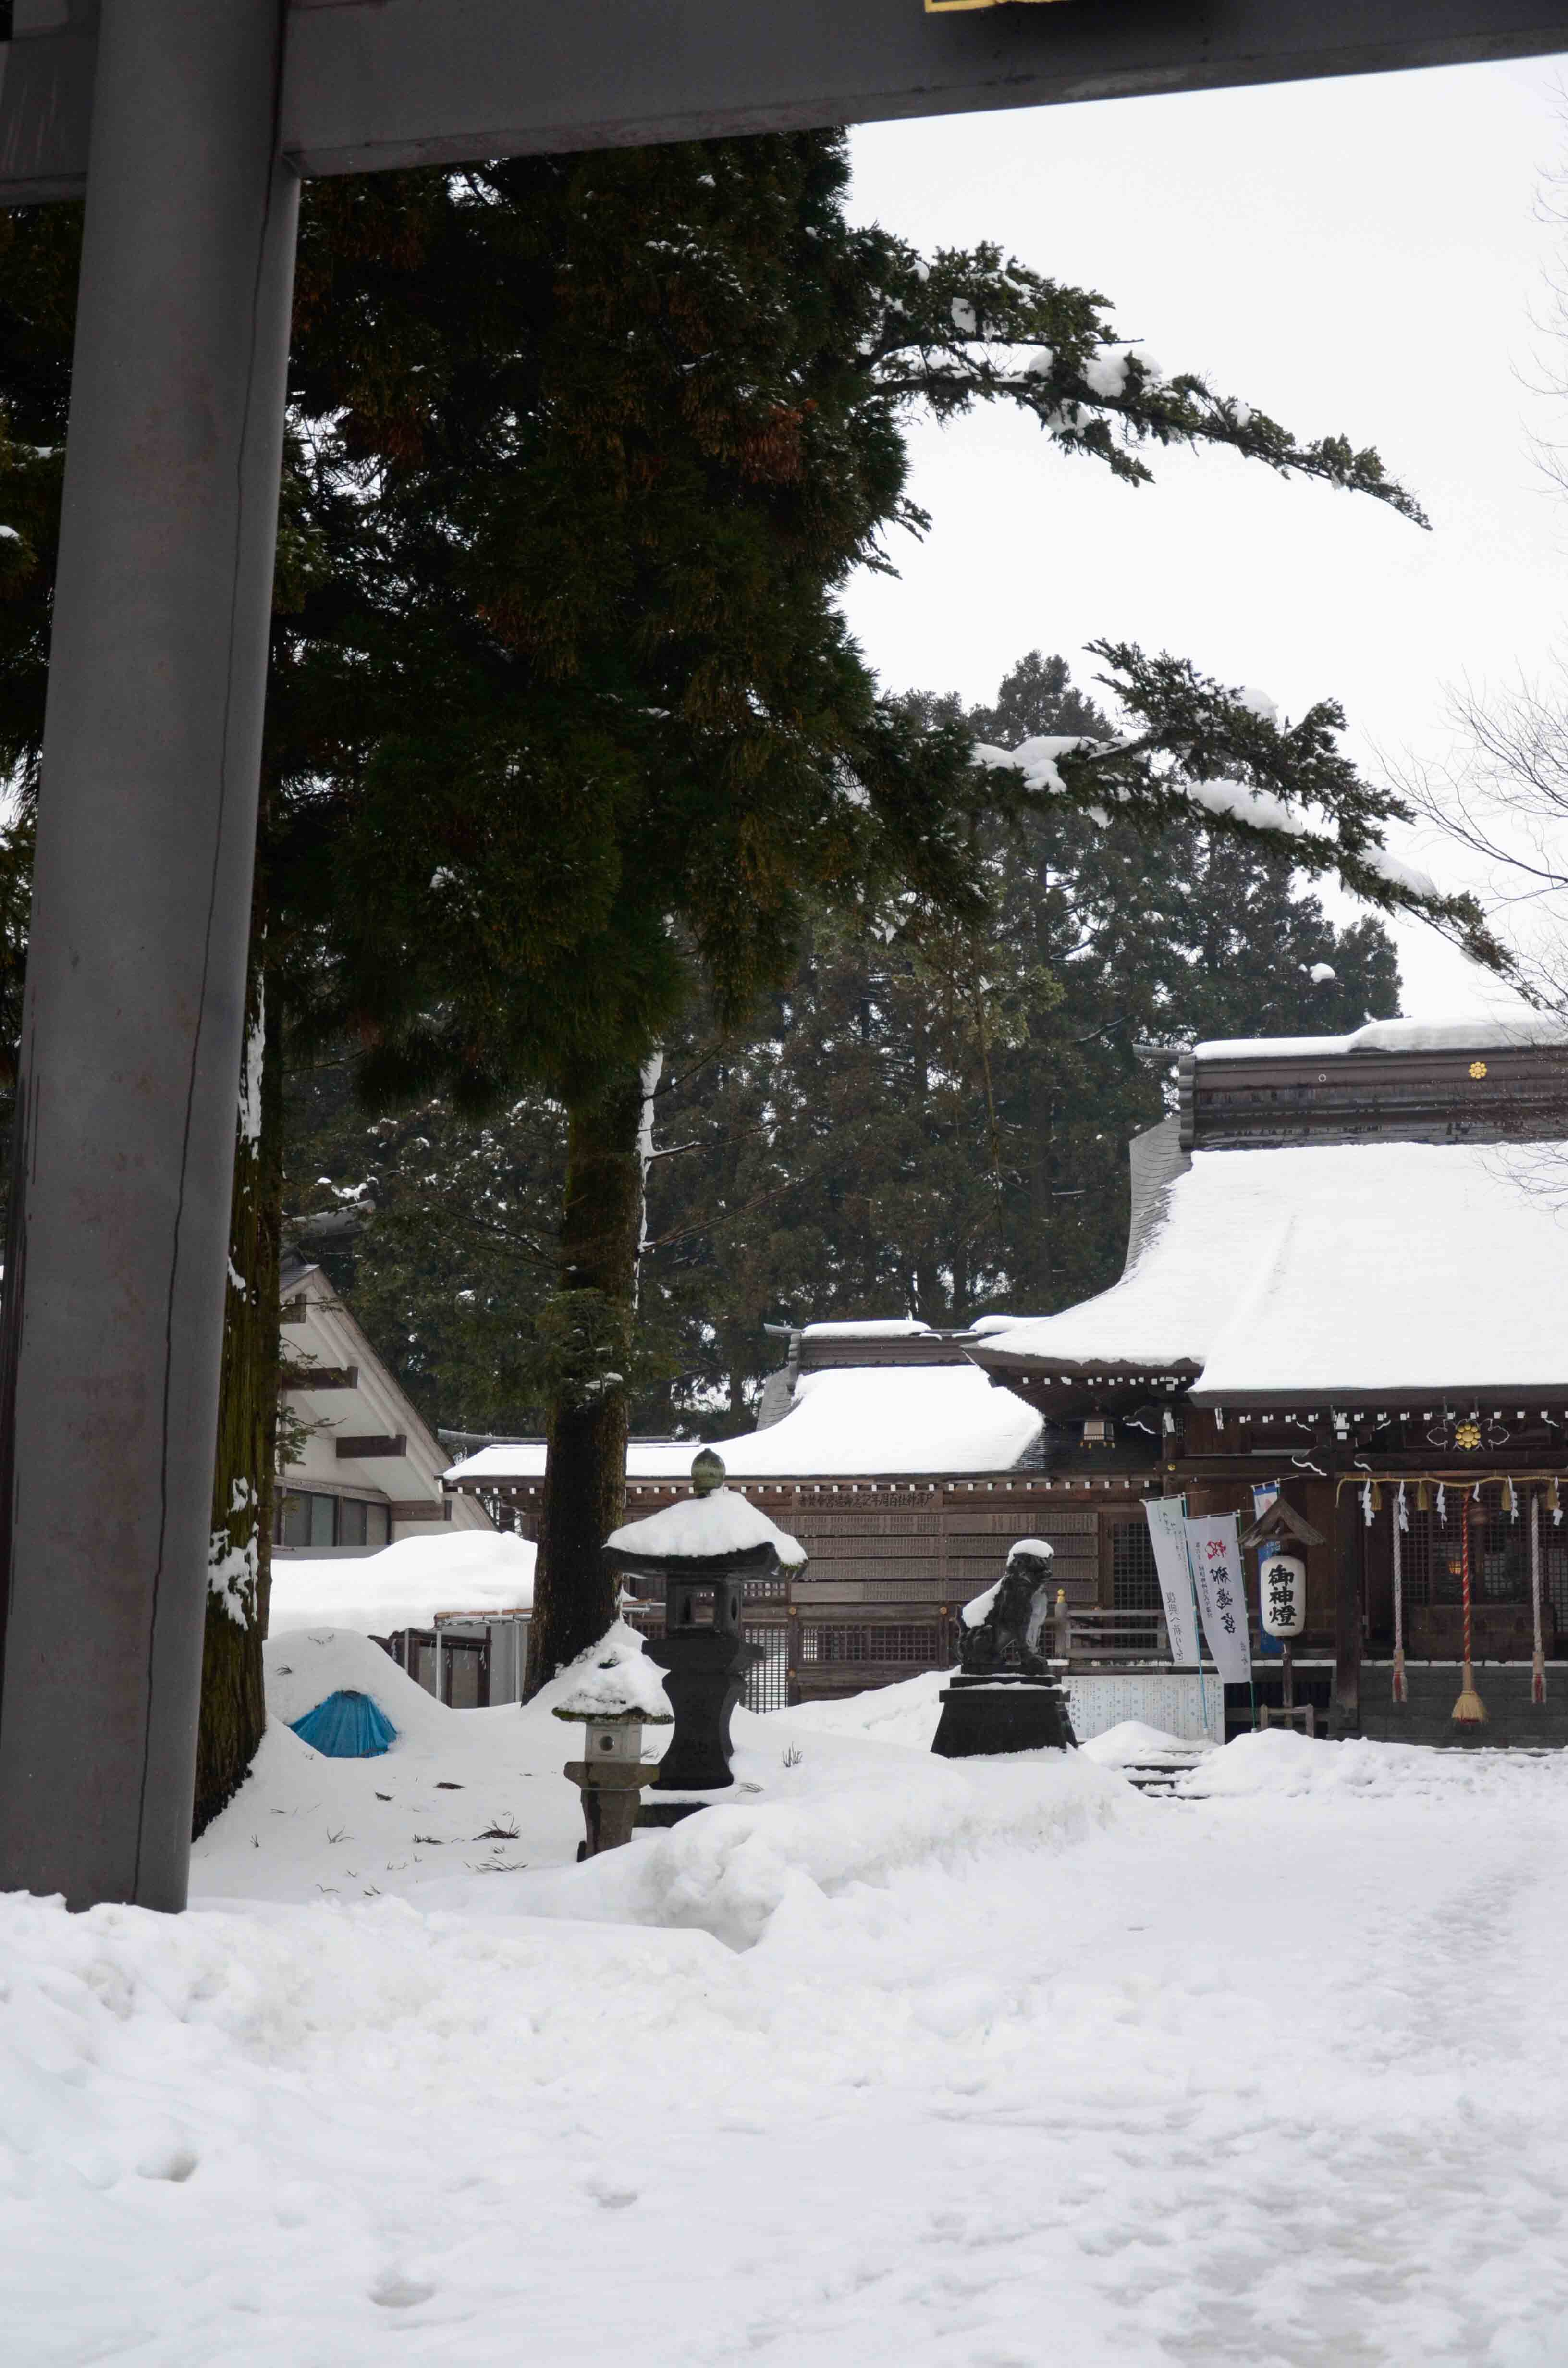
xmin=799 ymin=1318 xmax=931 ymax=1338
xmin=1194 ymin=1015 xmax=1568 ymax=1061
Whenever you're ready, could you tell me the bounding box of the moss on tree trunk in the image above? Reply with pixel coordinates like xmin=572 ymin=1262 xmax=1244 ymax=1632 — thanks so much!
xmin=525 ymin=1067 xmax=649 ymax=1694
xmin=192 ymin=965 xmax=282 ymax=1838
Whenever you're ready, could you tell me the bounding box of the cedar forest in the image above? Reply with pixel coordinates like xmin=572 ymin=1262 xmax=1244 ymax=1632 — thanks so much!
xmin=287 ymin=646 xmax=1400 ymax=1442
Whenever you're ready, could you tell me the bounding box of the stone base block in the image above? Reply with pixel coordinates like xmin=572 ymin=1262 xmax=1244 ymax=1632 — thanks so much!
xmin=635 ymin=1798 xmax=712 ymax=1831
xmin=931 ymin=1676 xmax=1077 ymax=1758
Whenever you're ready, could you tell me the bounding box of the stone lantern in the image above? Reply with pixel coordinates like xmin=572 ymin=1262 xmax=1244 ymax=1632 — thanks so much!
xmin=603 ymin=1449 xmax=806 ymax=1822
xmin=551 ymin=1639 xmax=673 ymax=1857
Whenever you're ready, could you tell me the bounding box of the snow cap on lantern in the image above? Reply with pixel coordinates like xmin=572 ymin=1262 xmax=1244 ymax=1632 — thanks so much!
xmin=552 ymin=1624 xmax=672 ymax=1855
xmin=552 ymin=1622 xmax=673 ymax=1751
xmin=605 ymin=1447 xmax=806 ymax=1640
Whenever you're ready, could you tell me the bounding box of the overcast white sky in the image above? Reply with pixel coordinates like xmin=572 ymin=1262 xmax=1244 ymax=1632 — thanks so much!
xmin=841 ymin=56 xmax=1568 ymax=1023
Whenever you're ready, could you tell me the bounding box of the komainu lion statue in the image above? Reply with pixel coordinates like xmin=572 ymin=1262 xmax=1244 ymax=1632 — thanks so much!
xmin=958 ymin=1538 xmax=1056 ymax=1678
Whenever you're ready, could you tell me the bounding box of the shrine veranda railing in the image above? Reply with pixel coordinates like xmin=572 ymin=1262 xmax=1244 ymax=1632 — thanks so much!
xmin=618 ymin=1578 xmax=1178 ymax=1710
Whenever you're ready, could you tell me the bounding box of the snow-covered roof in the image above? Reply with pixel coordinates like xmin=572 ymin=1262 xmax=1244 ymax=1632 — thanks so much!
xmin=976 ymin=1138 xmax=1568 ymax=1401
xmin=606 ymin=1486 xmax=808 ymax=1567
xmin=1194 ymin=1015 xmax=1568 ymax=1061
xmin=799 ymin=1318 xmax=931 ymax=1338
xmin=446 ymin=1363 xmax=1041 ymax=1486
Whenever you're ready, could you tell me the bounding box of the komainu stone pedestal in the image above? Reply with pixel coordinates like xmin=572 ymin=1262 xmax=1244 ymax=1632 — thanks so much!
xmin=931 ymin=1673 xmax=1077 ymax=1758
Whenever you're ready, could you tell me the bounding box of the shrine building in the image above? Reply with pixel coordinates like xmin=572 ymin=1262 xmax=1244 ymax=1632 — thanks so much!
xmin=968 ymin=1018 xmax=1568 ymax=1744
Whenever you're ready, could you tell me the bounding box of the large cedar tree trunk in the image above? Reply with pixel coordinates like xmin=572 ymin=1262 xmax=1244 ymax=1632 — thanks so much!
xmin=525 ymin=1064 xmax=653 ymax=1693
xmin=192 ymin=965 xmax=283 ymax=1836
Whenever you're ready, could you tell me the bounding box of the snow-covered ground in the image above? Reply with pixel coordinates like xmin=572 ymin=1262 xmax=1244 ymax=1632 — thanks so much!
xmin=8 ymin=1640 xmax=1568 ymax=2364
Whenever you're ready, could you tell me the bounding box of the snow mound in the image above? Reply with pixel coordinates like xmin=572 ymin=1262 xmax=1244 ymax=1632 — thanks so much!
xmin=772 ymin=1668 xmax=949 ymax=1749
xmin=269 ymin=1528 xmax=535 ymax=1634
xmin=1080 ymin=1720 xmax=1193 ymax=1767
xmin=1174 ymin=1727 xmax=1563 ymax=1799
xmin=192 ymin=1628 xmax=591 ymax=1902
xmin=263 ymin=1625 xmax=445 ymax=1739
xmin=509 ymin=1739 xmax=1126 ymax=1950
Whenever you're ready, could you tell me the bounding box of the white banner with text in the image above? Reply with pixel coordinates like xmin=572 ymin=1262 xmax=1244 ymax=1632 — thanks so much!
xmin=1184 ymin=1512 xmax=1252 ymax=1686
xmin=1144 ymin=1497 xmax=1200 ymax=1666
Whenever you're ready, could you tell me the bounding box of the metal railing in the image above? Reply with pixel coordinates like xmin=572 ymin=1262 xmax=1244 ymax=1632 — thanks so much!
xmin=1052 ymin=1603 xmax=1173 ymax=1666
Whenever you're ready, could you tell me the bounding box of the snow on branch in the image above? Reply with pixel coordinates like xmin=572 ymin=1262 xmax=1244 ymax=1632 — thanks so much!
xmin=973 ymin=641 xmax=1507 ymax=973
xmin=857 ymin=239 xmax=1429 ymax=527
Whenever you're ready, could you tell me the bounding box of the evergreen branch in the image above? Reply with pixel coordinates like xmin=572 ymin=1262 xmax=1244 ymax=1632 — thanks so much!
xmin=974 ymin=640 xmax=1510 ymax=974
xmin=857 ymin=238 xmax=1427 ymax=526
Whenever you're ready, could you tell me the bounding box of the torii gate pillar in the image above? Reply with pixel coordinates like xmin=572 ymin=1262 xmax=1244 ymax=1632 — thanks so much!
xmin=0 ymin=0 xmax=298 ymax=1909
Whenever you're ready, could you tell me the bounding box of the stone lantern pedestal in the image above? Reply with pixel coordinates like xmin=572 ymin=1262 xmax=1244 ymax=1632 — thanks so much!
xmin=551 ymin=1636 xmax=673 ymax=1859
xmin=603 ymin=1450 xmax=807 ymax=1826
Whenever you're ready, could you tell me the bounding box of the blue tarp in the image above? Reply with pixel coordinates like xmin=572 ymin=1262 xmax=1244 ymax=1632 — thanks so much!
xmin=289 ymin=1689 xmax=397 ymax=1758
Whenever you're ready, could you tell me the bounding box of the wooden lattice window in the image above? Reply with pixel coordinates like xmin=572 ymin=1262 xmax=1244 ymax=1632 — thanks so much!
xmin=1401 ymin=1510 xmax=1453 ymax=1606
xmin=744 ymin=1628 xmax=790 ymax=1711
xmin=1109 ymin=1519 xmax=1161 ymax=1612
xmin=798 ymin=1623 xmax=941 ymax=1665
xmin=1403 ymin=1497 xmax=1530 ymax=1605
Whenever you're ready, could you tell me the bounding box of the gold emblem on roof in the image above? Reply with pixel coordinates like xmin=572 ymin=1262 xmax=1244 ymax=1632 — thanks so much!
xmin=1469 ymin=1060 xmax=1487 ymax=1079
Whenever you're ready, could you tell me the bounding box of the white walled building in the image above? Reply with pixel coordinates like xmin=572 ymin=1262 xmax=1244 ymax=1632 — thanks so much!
xmin=277 ymin=1250 xmax=494 ymax=1556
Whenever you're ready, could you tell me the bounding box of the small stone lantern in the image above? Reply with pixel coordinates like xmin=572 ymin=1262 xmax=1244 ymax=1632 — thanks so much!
xmin=603 ymin=1449 xmax=806 ymax=1821
xmin=552 ymin=1637 xmax=673 ymax=1857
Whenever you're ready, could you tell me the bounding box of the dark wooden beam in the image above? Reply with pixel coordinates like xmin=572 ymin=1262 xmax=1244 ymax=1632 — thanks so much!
xmin=1238 ymin=1495 xmax=1327 ymax=1551
xmin=335 ymin=1432 xmax=407 ymax=1460
xmin=1330 ymin=1469 xmax=1362 ymax=1738
xmin=279 ymin=1363 xmax=359 ymax=1392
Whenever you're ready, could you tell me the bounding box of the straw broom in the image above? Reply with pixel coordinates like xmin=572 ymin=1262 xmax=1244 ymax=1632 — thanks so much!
xmin=1452 ymin=1487 xmax=1487 ymax=1726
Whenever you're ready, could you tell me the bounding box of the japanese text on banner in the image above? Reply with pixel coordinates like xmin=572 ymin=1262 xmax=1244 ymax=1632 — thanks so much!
xmin=1184 ymin=1512 xmax=1252 ymax=1686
